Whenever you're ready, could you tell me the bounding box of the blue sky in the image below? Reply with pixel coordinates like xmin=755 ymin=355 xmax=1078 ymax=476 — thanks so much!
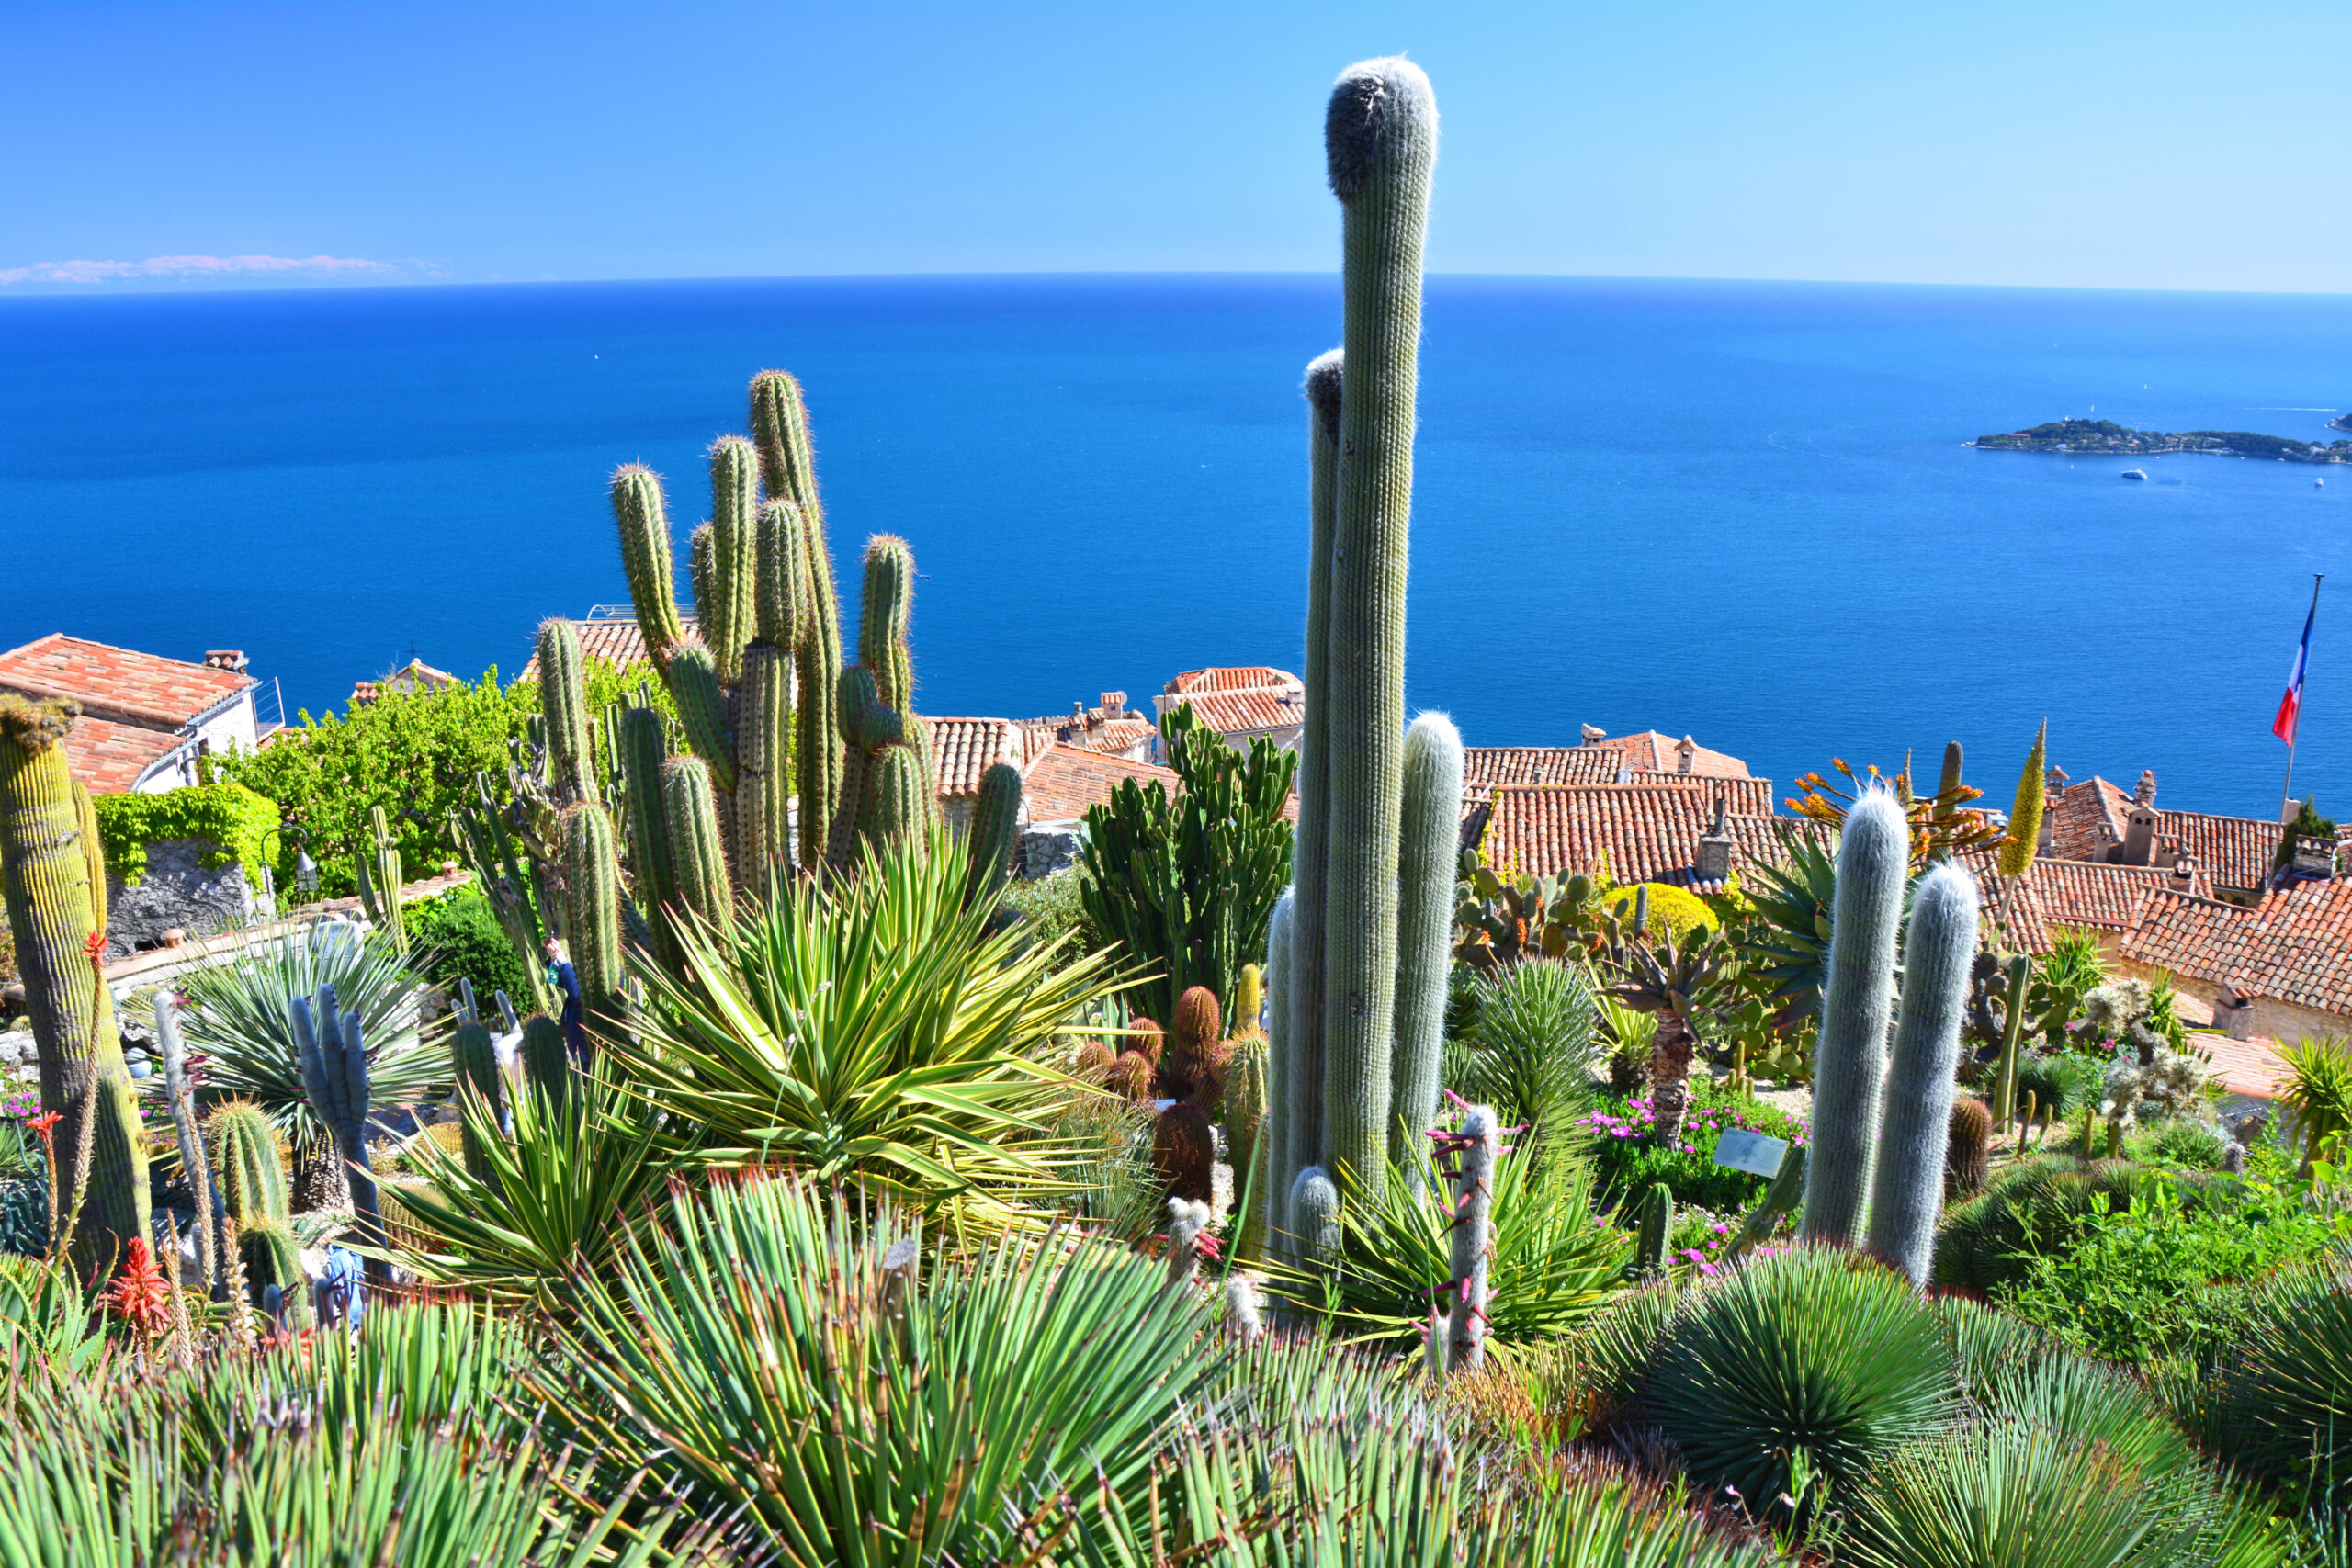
xmin=5 ymin=1 xmax=2346 ymax=293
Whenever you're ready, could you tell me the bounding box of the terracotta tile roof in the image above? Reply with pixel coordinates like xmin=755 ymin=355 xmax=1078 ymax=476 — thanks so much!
xmin=1595 ymin=730 xmax=1752 ymax=780
xmin=2020 ymin=857 xmax=2213 ymax=934
xmin=1467 ymin=784 xmax=1800 ymax=892
xmin=1464 ymin=747 xmax=1631 ymax=787
xmin=60 ymin=715 xmax=192 ymax=795
xmin=2048 ymin=777 xmax=2132 ymax=861
xmin=350 ymin=659 xmax=462 ymax=706
xmin=2123 ymin=880 xmax=2352 ymax=1017
xmin=1171 ymin=687 xmax=1304 ymax=735
xmin=0 ymin=634 xmax=254 ymax=729
xmin=921 ymin=717 xmax=1032 ymax=800
xmin=1022 ymin=743 xmax=1179 ymax=822
xmin=2045 ymin=775 xmax=2296 ymax=893
xmin=516 ymin=615 xmax=695 ymax=681
xmin=1167 ymin=666 xmax=1299 ymax=695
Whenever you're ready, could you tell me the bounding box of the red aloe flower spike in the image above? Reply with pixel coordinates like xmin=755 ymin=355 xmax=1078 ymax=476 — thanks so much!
xmin=102 ymin=1237 xmax=175 ymax=1340
xmin=26 ymin=1111 xmax=61 ymax=1143
xmin=82 ymin=931 xmax=106 ymax=966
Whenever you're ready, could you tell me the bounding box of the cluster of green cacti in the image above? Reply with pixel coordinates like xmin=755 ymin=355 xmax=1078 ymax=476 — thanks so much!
xmin=1261 ymin=61 xmax=1456 ymax=1280
xmin=209 ymin=1100 xmax=308 ymax=1329
xmin=353 ymin=803 xmax=408 ymax=950
xmin=291 ymin=981 xmax=386 ymax=1291
xmin=835 ymin=536 xmax=942 ymax=861
xmin=1799 ymin=789 xmax=1983 ymax=1287
xmin=0 ymin=695 xmax=151 ymax=1275
xmin=1148 ymin=987 xmax=1234 ymax=1204
xmin=1450 ymin=854 xmax=1608 ymax=974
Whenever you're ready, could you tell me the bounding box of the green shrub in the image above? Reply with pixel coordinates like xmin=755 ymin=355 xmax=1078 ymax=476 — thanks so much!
xmin=89 ymin=781 xmax=279 ymax=886
xmin=2187 ymin=1258 xmax=2352 ymax=1508
xmin=1993 ymin=1168 xmax=2340 ymax=1363
xmin=2136 ymin=1119 xmax=2231 ymax=1171
xmin=999 ymin=865 xmax=1098 ymax=956
xmin=1646 ymin=1248 xmax=1956 ymax=1527
xmin=2015 ymin=1050 xmax=2108 ymax=1118
xmin=406 ymin=885 xmax=532 ymax=1009
xmin=1588 ymin=1079 xmax=1808 ymax=1214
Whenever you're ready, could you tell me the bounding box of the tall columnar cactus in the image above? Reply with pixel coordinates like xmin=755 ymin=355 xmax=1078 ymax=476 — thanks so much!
xmin=520 ymin=1014 xmax=571 ymax=1111
xmin=609 ymin=423 xmax=806 ymax=890
xmin=210 ymin=1100 xmax=288 ymax=1230
xmin=1800 ymin=787 xmax=1908 ymax=1248
xmin=751 ymin=370 xmax=846 ymax=871
xmin=662 ymin=757 xmax=734 ymax=932
xmin=292 ymin=983 xmax=386 ymax=1280
xmin=835 ymin=536 xmax=940 ymax=867
xmin=1633 ymin=1180 xmax=1674 ymax=1282
xmin=537 ymin=617 xmax=594 ymax=803
xmin=1866 ymin=863 xmax=1979 ymax=1287
xmin=1434 ymin=1102 xmax=1497 ymax=1371
xmin=0 ymin=696 xmax=150 ymax=1273
xmin=1234 ymin=964 xmax=1264 ymax=1036
xmin=561 ymin=803 xmax=624 ymax=1031
xmin=617 ymin=705 xmax=676 ymax=958
xmin=1995 ymin=951 xmax=2031 ymax=1124
xmin=355 ymin=804 xmax=407 ymax=950
xmin=156 ymin=993 xmax=223 ymax=1297
xmin=1263 ymin=893 xmax=1294 ymax=1259
xmin=963 ymin=761 xmax=1022 ymax=909
xmin=453 ymin=1019 xmax=507 ymax=1180
xmin=1268 ymin=60 xmax=1439 ymax=1252
xmin=1391 ymin=713 xmax=1463 ymax=1168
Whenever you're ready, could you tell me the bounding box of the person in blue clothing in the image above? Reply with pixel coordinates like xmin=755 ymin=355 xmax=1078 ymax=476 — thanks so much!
xmin=544 ymin=936 xmax=589 ymax=1063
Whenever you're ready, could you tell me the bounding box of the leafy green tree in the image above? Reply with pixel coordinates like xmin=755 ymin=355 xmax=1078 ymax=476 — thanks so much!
xmin=1078 ymin=703 xmax=1297 ymax=1023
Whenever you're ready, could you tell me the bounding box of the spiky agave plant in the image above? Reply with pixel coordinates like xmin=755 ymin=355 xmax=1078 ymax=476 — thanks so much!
xmin=1462 ymin=958 xmax=1600 ymax=1170
xmin=1645 ymin=1247 xmax=1958 ymax=1529
xmin=529 ymin=1172 xmax=1217 ymax=1568
xmin=610 ymin=828 xmax=1128 ymax=1222
xmin=176 ymin=924 xmax=447 ymax=1210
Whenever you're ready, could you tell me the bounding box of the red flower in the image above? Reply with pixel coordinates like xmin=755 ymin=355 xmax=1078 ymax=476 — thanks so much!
xmin=82 ymin=931 xmax=105 ymax=967
xmin=102 ymin=1237 xmax=175 ymax=1340
xmin=25 ymin=1111 xmax=61 ymax=1145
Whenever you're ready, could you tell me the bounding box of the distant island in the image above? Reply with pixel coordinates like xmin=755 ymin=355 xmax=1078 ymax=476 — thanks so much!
xmin=2333 ymin=412 xmax=2351 ymax=434
xmin=1971 ymin=418 xmax=2352 ymax=465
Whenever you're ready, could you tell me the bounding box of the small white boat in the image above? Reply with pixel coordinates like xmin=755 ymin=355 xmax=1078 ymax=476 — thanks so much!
xmin=2121 ymin=469 xmax=2148 ymax=480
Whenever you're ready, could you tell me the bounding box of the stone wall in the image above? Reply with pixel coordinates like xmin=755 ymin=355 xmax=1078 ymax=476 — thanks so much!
xmin=1016 ymin=819 xmax=1085 ymax=881
xmin=105 ymin=837 xmax=260 ymax=959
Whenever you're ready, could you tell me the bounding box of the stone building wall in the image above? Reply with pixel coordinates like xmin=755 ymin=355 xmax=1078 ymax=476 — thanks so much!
xmin=104 ymin=837 xmax=258 ymax=958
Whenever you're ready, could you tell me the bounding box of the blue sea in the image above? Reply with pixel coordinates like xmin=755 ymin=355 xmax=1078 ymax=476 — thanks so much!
xmin=3 ymin=276 xmax=2347 ymax=820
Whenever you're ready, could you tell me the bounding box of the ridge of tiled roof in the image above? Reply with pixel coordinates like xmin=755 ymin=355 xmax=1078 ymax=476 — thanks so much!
xmin=1463 ymin=747 xmax=1630 ymax=787
xmin=1016 ymin=712 xmax=1158 ymax=759
xmin=0 ymin=633 xmax=254 ymax=730
xmin=1022 ymin=743 xmax=1178 ymax=822
xmin=1166 ymin=666 xmax=1299 ymax=695
xmin=1594 ymin=730 xmax=1752 ymax=779
xmin=1170 ymin=687 xmax=1303 ymax=735
xmin=2048 ymin=777 xmax=2132 ymax=861
xmin=2154 ymin=808 xmax=2289 ymax=893
xmin=920 ymin=717 xmax=1033 ymax=799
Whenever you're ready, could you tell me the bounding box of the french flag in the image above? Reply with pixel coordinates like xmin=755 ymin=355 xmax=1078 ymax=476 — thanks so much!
xmin=2276 ymin=599 xmax=2317 ymax=745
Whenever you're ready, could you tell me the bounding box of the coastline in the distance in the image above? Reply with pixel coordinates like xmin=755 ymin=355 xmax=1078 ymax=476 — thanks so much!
xmin=1972 ymin=416 xmax=2352 ymax=463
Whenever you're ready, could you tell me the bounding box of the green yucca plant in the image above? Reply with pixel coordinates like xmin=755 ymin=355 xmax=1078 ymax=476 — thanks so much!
xmin=1462 ymin=958 xmax=1600 ymax=1168
xmin=615 ymin=828 xmax=1128 ymax=1222
xmin=379 ymin=1055 xmax=673 ymax=1306
xmin=1646 ymin=1247 xmax=1957 ymax=1527
xmin=176 ymin=924 xmax=447 ymax=1204
xmin=2186 ymin=1258 xmax=2352 ymax=1509
xmin=1840 ymin=1418 xmax=2197 ymax=1568
xmin=1264 ymin=1139 xmax=1631 ymax=1350
xmin=532 ymin=1172 xmax=1218 ymax=1568
xmin=2278 ymin=1035 xmax=2352 ymax=1171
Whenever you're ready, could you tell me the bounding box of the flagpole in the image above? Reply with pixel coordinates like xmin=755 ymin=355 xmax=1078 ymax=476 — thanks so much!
xmin=2283 ymin=572 xmax=2324 ymax=822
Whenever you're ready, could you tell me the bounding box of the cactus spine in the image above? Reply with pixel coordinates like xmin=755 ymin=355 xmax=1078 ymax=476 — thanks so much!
xmin=0 ymin=696 xmax=150 ymax=1272
xmin=662 ymin=756 xmax=735 ymax=931
xmin=1435 ymin=1103 xmax=1497 ymax=1371
xmin=1800 ymin=787 xmax=1908 ymax=1249
xmin=1633 ymin=1180 xmax=1674 ymax=1282
xmin=537 ymin=617 xmax=594 ymax=802
xmin=453 ymin=1020 xmax=506 ymax=1180
xmin=1867 ymin=863 xmax=1979 ymax=1287
xmin=752 ymin=372 xmax=846 ymax=870
xmin=292 ymin=983 xmax=385 ymax=1281
xmin=963 ymin=761 xmax=1022 ymax=908
xmin=1391 ymin=713 xmax=1463 ymax=1168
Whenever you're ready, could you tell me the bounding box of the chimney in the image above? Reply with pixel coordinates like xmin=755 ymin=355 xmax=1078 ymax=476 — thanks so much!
xmin=1580 ymin=724 xmax=1607 ymax=747
xmin=1677 ymin=735 xmax=1697 ymax=775
xmin=1694 ymin=796 xmax=1736 ymax=884
xmin=204 ymin=649 xmax=249 ymax=672
xmin=2122 ymin=770 xmax=2158 ymax=866
xmin=1102 ymin=691 xmax=1125 ymax=718
xmin=2044 ymin=763 xmax=2070 ymax=794
xmin=2171 ymin=851 xmax=2198 ymax=888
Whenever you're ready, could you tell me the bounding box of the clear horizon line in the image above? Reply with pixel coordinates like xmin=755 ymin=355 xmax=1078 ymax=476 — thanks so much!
xmin=0 ymin=265 xmax=2346 ymax=303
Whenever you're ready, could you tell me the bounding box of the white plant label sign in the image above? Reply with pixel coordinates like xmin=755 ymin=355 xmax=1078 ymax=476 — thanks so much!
xmin=1714 ymin=1129 xmax=1788 ymax=1179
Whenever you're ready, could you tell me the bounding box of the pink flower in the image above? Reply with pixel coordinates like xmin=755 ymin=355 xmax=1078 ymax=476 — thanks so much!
xmin=1681 ymin=1248 xmax=1705 ymax=1262
xmin=1700 ymin=1261 xmax=1720 ymax=1276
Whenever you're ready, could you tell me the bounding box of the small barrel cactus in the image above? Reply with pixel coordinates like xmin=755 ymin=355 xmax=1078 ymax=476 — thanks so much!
xmin=1948 ymin=1097 xmax=1992 ymax=1198
xmin=1155 ymin=1102 xmax=1216 ymax=1204
xmin=1633 ymin=1180 xmax=1674 ymax=1282
xmin=520 ymin=1014 xmax=571 ymax=1111
xmin=210 ymin=1101 xmax=288 ymax=1230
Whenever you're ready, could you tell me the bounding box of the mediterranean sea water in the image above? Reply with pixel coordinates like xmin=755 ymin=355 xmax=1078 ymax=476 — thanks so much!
xmin=2 ymin=276 xmax=2346 ymax=818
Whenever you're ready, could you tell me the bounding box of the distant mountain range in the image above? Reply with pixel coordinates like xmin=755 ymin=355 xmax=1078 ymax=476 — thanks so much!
xmin=1972 ymin=418 xmax=2352 ymax=464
